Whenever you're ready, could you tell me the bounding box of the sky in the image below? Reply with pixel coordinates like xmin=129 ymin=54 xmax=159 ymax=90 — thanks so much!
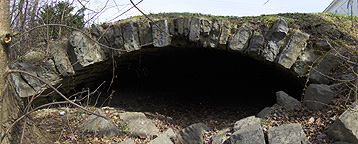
xmin=84 ymin=0 xmax=333 ymax=23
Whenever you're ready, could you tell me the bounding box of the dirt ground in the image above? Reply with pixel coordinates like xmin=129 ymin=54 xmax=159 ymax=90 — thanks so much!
xmin=30 ymin=84 xmax=352 ymax=144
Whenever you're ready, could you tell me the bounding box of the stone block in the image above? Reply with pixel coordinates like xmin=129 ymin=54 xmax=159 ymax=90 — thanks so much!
xmin=10 ymin=72 xmax=35 ymax=98
xmin=189 ymin=17 xmax=201 ymax=42
xmin=139 ymin=21 xmax=153 ymax=46
xmin=268 ymin=123 xmax=308 ymax=144
xmin=246 ymin=31 xmax=264 ymax=56
xmin=230 ymin=116 xmax=265 ymax=143
xmin=80 ymin=109 xmax=119 ymax=137
xmin=228 ymin=24 xmax=252 ymax=51
xmin=208 ymin=19 xmax=221 ymax=48
xmin=50 ymin=41 xmax=75 ymax=76
xmin=292 ymin=47 xmax=319 ymax=77
xmin=152 ymin=19 xmax=171 ymax=47
xmin=276 ymin=30 xmax=310 ymax=69
xmin=148 ymin=128 xmax=175 ymax=144
xmin=261 ymin=18 xmax=288 ymax=62
xmin=119 ymin=112 xmax=159 ymax=138
xmin=212 ymin=127 xmax=231 ymax=144
xmin=328 ymin=103 xmax=358 ymax=143
xmin=68 ymin=31 xmax=107 ymax=70
xmin=173 ymin=123 xmax=209 ymax=144
xmin=303 ymin=84 xmax=334 ymax=110
xmin=276 ymin=91 xmax=300 ymax=110
xmin=309 ymin=50 xmax=339 ymax=84
xmin=199 ymin=19 xmax=212 ymax=47
xmin=121 ymin=21 xmax=140 ymax=51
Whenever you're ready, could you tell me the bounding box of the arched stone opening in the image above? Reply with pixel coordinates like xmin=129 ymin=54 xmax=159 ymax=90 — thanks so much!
xmin=92 ymin=46 xmax=306 ymax=121
xmin=10 ymin=15 xmax=333 ymax=129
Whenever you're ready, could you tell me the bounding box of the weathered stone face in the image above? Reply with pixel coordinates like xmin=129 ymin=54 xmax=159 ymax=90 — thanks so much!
xmin=121 ymin=21 xmax=140 ymax=51
xmin=246 ymin=31 xmax=264 ymax=56
xmin=303 ymin=84 xmax=334 ymax=111
xmin=68 ymin=31 xmax=106 ymax=70
xmin=261 ymin=18 xmax=289 ymax=62
xmin=50 ymin=41 xmax=75 ymax=77
xmin=328 ymin=103 xmax=358 ymax=143
xmin=11 ymin=51 xmax=62 ymax=98
xmin=228 ymin=23 xmax=252 ymax=51
xmin=189 ymin=17 xmax=201 ymax=42
xmin=152 ymin=19 xmax=171 ymax=47
xmin=276 ymin=30 xmax=310 ymax=69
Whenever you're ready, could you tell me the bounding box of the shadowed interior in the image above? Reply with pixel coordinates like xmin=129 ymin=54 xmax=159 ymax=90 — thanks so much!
xmin=110 ymin=47 xmax=305 ymax=107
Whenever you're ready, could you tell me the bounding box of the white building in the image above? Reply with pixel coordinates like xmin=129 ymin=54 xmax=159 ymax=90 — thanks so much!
xmin=324 ymin=0 xmax=358 ymax=16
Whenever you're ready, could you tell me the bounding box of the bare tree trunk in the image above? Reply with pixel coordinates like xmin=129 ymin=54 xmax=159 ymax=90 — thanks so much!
xmin=9 ymin=0 xmax=17 ymax=27
xmin=20 ymin=0 xmax=29 ymax=31
xmin=0 ymin=1 xmax=19 ymax=143
xmin=0 ymin=1 xmax=52 ymax=143
xmin=29 ymin=0 xmax=39 ymax=28
xmin=15 ymin=0 xmax=24 ymax=30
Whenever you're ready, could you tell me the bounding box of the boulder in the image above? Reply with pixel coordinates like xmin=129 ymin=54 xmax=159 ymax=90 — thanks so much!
xmin=327 ymin=103 xmax=358 ymax=143
xmin=119 ymin=112 xmax=159 ymax=138
xmin=276 ymin=91 xmax=300 ymax=110
xmin=148 ymin=128 xmax=175 ymax=144
xmin=228 ymin=24 xmax=252 ymax=51
xmin=303 ymin=84 xmax=334 ymax=110
xmin=261 ymin=18 xmax=289 ymax=62
xmin=268 ymin=123 xmax=308 ymax=144
xmin=276 ymin=30 xmax=310 ymax=69
xmin=152 ymin=19 xmax=171 ymax=47
xmin=68 ymin=31 xmax=106 ymax=70
xmin=173 ymin=123 xmax=209 ymax=144
xmin=230 ymin=116 xmax=265 ymax=144
xmin=80 ymin=109 xmax=119 ymax=137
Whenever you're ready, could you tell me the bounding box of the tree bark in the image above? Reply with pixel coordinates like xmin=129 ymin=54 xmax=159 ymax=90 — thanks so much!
xmin=29 ymin=0 xmax=39 ymax=28
xmin=0 ymin=1 xmax=52 ymax=143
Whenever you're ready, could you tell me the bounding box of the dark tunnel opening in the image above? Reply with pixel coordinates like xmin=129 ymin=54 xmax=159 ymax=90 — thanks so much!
xmin=88 ymin=46 xmax=306 ymax=128
xmin=112 ymin=47 xmax=305 ymax=106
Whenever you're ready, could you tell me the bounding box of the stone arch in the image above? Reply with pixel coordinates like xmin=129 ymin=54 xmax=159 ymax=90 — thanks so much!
xmin=90 ymin=17 xmax=311 ymax=77
xmin=10 ymin=15 xmax=334 ymax=105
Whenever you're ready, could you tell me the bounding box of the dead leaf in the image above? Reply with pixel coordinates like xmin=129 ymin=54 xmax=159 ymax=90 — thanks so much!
xmin=308 ymin=117 xmax=315 ymax=124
